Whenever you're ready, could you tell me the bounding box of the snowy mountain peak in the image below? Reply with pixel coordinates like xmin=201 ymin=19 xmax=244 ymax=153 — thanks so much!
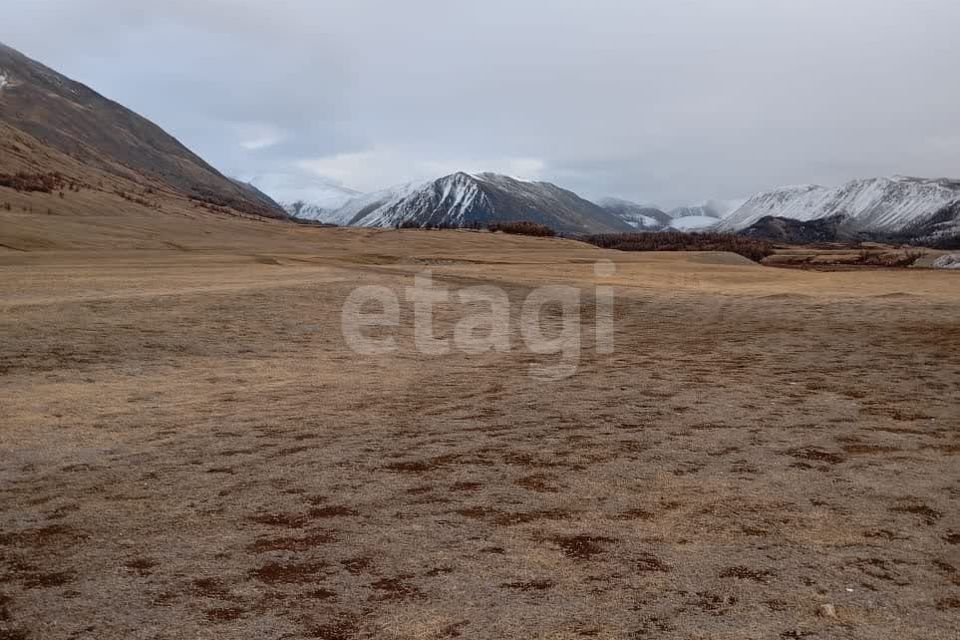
xmin=327 ymin=172 xmax=632 ymax=234
xmin=474 ymin=172 xmax=531 ymax=185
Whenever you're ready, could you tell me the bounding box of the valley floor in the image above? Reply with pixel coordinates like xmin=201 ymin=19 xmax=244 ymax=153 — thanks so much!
xmin=0 ymin=223 xmax=958 ymax=639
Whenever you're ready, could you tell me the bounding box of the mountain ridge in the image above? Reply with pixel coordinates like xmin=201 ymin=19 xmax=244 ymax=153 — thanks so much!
xmin=0 ymin=42 xmax=285 ymax=219
xmin=719 ymin=176 xmax=960 ymax=242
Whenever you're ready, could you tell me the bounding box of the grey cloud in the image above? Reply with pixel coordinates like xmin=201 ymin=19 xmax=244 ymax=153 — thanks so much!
xmin=3 ymin=0 xmax=959 ymax=207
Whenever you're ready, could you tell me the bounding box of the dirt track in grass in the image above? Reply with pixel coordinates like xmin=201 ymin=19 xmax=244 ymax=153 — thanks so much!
xmin=0 ymin=221 xmax=958 ymax=639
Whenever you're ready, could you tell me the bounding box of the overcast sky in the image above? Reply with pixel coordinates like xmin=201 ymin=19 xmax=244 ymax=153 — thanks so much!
xmin=4 ymin=0 xmax=960 ymax=207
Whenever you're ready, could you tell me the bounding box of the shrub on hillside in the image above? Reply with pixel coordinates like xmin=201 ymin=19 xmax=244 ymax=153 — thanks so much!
xmin=0 ymin=172 xmax=68 ymax=193
xmin=188 ymin=188 xmax=282 ymax=220
xmin=489 ymin=221 xmax=556 ymax=237
xmin=583 ymin=231 xmax=774 ymax=262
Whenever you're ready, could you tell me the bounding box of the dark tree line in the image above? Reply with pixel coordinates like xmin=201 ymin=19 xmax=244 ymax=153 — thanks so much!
xmin=582 ymin=231 xmax=774 ymax=262
xmin=488 ymin=221 xmax=556 ymax=237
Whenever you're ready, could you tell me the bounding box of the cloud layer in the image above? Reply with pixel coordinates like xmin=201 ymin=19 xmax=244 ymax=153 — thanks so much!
xmin=4 ymin=0 xmax=960 ymax=206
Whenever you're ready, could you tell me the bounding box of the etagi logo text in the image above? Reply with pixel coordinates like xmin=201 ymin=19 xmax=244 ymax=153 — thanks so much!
xmin=341 ymin=262 xmax=616 ymax=380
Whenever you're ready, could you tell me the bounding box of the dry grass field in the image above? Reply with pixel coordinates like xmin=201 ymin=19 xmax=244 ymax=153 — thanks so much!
xmin=1 ymin=208 xmax=959 ymax=639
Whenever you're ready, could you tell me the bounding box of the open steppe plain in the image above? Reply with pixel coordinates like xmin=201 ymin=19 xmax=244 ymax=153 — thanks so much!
xmin=1 ymin=207 xmax=958 ymax=639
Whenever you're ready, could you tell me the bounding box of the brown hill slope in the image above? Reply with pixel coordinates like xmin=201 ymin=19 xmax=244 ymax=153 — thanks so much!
xmin=0 ymin=42 xmax=284 ymax=219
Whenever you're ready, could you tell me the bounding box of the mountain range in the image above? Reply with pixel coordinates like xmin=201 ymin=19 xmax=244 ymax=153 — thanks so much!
xmin=286 ymin=184 xmax=737 ymax=234
xmin=2 ymin=42 xmax=959 ymax=246
xmin=286 ymin=173 xmax=960 ymax=244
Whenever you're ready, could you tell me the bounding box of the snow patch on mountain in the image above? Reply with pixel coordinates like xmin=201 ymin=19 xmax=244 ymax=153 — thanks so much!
xmin=0 ymin=70 xmax=9 ymax=92
xmin=669 ymin=215 xmax=720 ymax=231
xmin=633 ymin=214 xmax=661 ymax=228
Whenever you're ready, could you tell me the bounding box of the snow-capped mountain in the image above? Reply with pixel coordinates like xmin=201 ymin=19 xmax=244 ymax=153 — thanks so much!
xmin=267 ymin=180 xmax=362 ymax=223
xmin=283 ymin=201 xmax=330 ymax=222
xmin=717 ymin=176 xmax=960 ymax=240
xmin=330 ymin=172 xmax=634 ymax=234
xmin=282 ymin=189 xmax=362 ymax=224
xmin=594 ymin=198 xmax=672 ymax=230
xmin=322 ymin=180 xmax=432 ymax=226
